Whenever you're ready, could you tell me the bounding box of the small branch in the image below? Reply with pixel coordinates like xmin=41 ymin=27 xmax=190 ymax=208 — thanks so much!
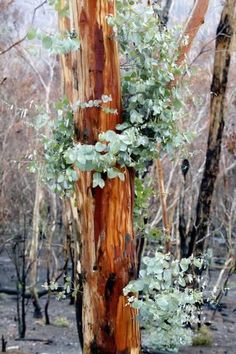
xmin=0 ymin=287 xmax=63 ymax=298
xmin=156 ymin=158 xmax=171 ymax=253
xmin=0 ymin=0 xmax=47 ymax=56
xmin=176 ymin=0 xmax=210 ymax=66
xmin=15 ymin=338 xmax=53 ymax=343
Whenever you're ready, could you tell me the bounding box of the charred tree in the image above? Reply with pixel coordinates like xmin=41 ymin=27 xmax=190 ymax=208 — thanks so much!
xmin=159 ymin=0 xmax=173 ymax=27
xmin=1 ymin=335 xmax=7 ymax=352
xmin=188 ymin=0 xmax=236 ymax=256
xmin=60 ymin=1 xmax=140 ymax=353
xmin=178 ymin=159 xmax=190 ymax=257
xmin=151 ymin=0 xmax=209 ymax=257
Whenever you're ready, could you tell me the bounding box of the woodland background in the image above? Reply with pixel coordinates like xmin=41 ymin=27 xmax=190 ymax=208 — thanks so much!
xmin=0 ymin=0 xmax=235 ymax=353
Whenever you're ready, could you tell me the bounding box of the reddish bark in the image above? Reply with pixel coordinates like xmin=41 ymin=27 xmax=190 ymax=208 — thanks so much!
xmin=176 ymin=0 xmax=210 ymax=66
xmin=60 ymin=1 xmax=140 ymax=353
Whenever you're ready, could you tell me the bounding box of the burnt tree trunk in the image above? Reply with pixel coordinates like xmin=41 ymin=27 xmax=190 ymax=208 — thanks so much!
xmin=188 ymin=0 xmax=236 ymax=256
xmin=60 ymin=1 xmax=140 ymax=353
xmin=159 ymin=0 xmax=173 ymax=27
xmin=150 ymin=0 xmax=209 ymax=257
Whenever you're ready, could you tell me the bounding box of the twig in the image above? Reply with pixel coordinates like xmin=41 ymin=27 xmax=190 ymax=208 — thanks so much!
xmin=156 ymin=158 xmax=171 ymax=253
xmin=0 ymin=0 xmax=47 ymax=56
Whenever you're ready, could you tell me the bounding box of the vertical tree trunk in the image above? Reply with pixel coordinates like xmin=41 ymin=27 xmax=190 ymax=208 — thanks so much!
xmin=152 ymin=0 xmax=209 ymax=258
xmin=188 ymin=0 xmax=236 ymax=256
xmin=159 ymin=0 xmax=173 ymax=26
xmin=60 ymin=1 xmax=140 ymax=353
xmin=156 ymin=159 xmax=171 ymax=253
xmin=28 ymin=174 xmax=43 ymax=319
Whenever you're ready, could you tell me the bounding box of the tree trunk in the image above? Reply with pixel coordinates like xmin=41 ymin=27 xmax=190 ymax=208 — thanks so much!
xmin=156 ymin=159 xmax=171 ymax=253
xmin=188 ymin=0 xmax=236 ymax=256
xmin=153 ymin=0 xmax=209 ymax=257
xmin=176 ymin=0 xmax=210 ymax=66
xmin=28 ymin=175 xmax=43 ymax=319
xmin=159 ymin=0 xmax=173 ymax=27
xmin=60 ymin=1 xmax=140 ymax=353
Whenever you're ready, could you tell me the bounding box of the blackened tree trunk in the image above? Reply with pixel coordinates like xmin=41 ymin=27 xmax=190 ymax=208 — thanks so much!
xmin=151 ymin=0 xmax=210 ymax=257
xmin=188 ymin=0 xmax=236 ymax=256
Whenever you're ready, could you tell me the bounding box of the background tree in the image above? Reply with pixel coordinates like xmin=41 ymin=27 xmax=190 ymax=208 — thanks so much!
xmin=187 ymin=0 xmax=236 ymax=256
xmin=0 ymin=1 xmax=236 ymax=353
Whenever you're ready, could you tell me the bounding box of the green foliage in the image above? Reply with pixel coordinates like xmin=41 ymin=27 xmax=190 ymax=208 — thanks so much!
xmin=124 ymin=252 xmax=203 ymax=352
xmin=28 ymin=99 xmax=77 ymax=196
xmin=27 ymin=28 xmax=79 ymax=54
xmin=48 ymin=0 xmax=69 ymax=16
xmin=43 ymin=101 xmax=77 ymax=196
xmin=134 ymin=177 xmax=154 ymax=234
xmin=109 ymin=1 xmax=185 ymax=160
xmin=54 ymin=316 xmax=70 ymax=328
xmin=192 ymin=326 xmax=213 ymax=347
xmin=42 ymin=275 xmax=78 ymax=300
xmin=38 ymin=2 xmax=187 ymax=195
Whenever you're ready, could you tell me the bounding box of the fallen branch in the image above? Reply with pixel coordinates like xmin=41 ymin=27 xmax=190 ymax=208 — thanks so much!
xmin=0 ymin=287 xmax=63 ymax=298
xmin=15 ymin=338 xmax=53 ymax=344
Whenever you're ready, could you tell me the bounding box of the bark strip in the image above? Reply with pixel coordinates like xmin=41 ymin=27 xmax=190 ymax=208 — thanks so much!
xmin=60 ymin=1 xmax=140 ymax=353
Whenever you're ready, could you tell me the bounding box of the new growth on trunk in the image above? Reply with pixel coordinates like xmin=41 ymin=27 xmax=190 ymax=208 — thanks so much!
xmin=60 ymin=1 xmax=140 ymax=353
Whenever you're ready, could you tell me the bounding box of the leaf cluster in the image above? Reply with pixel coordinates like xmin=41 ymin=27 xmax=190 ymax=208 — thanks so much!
xmin=37 ymin=1 xmax=187 ymax=195
xmin=48 ymin=0 xmax=69 ymax=17
xmin=27 ymin=28 xmax=79 ymax=54
xmin=124 ymin=252 xmax=204 ymax=352
xmin=109 ymin=1 xmax=185 ymax=159
xmin=30 ymin=99 xmax=78 ymax=196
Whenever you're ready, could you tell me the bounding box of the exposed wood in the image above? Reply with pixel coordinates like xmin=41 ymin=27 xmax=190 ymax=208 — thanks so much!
xmin=188 ymin=0 xmax=236 ymax=256
xmin=156 ymin=159 xmax=171 ymax=253
xmin=60 ymin=1 xmax=140 ymax=353
xmin=176 ymin=0 xmax=210 ymax=66
xmin=59 ymin=2 xmax=84 ymax=344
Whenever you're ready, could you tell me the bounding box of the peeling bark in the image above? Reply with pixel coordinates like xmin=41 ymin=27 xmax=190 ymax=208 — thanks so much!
xmin=60 ymin=1 xmax=140 ymax=353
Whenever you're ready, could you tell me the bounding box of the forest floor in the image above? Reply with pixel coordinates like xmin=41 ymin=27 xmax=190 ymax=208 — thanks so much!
xmin=180 ymin=272 xmax=236 ymax=354
xmin=0 ymin=252 xmax=235 ymax=354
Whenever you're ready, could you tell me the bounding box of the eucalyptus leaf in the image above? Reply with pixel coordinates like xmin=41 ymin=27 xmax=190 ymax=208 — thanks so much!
xmin=93 ymin=172 xmax=105 ymax=188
